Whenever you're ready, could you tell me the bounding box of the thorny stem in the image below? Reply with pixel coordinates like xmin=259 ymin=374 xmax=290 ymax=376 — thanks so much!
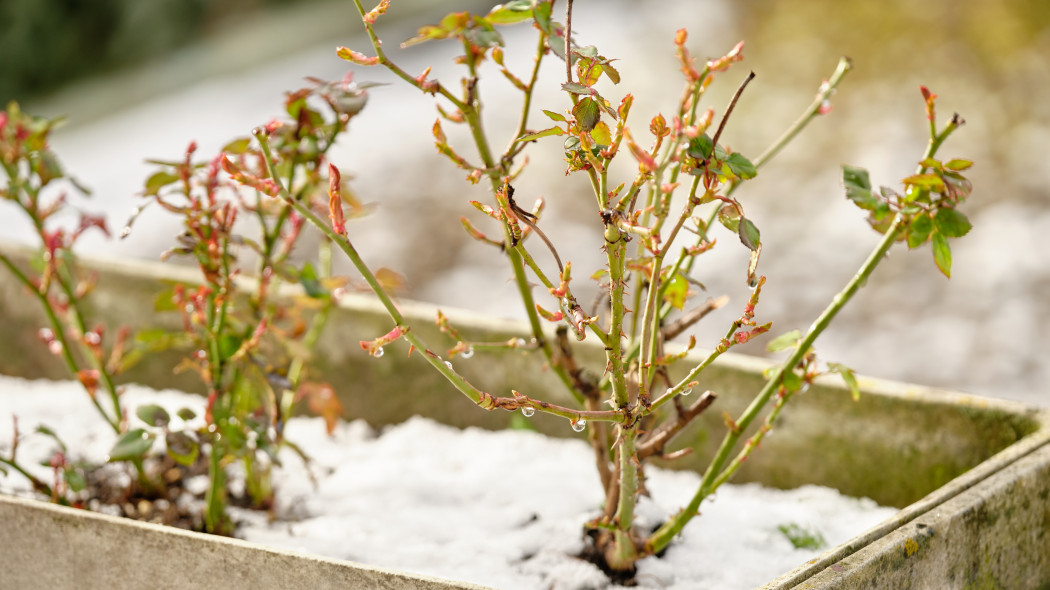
xmin=645 ymin=112 xmax=964 ymax=557
xmin=352 ymin=2 xmax=589 ymax=405
xmin=350 ymin=0 xmax=466 ymax=111
xmin=255 ymin=129 xmax=605 ymax=422
xmin=726 ymin=56 xmax=852 ymax=198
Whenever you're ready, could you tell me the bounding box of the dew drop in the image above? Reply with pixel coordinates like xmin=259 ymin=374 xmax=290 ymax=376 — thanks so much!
xmin=682 ymin=387 xmax=694 ymax=396
xmin=513 ymin=338 xmax=527 ymax=347
xmin=521 ymin=407 xmax=535 ymax=418
xmin=48 ymin=341 xmax=63 ymax=355
xmin=372 ymin=347 xmax=385 ymax=358
xmin=84 ymin=331 xmax=101 ymax=346
xmin=461 ymin=346 xmax=475 ymax=359
xmin=444 ymin=361 xmax=453 ymax=370
xmin=196 ymin=349 xmax=207 ymax=360
xmin=571 ymin=419 xmax=587 ymax=432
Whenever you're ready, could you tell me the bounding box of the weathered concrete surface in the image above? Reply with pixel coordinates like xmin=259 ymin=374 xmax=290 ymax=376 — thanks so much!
xmin=0 ymin=494 xmax=493 ymax=590
xmin=766 ymin=439 xmax=1050 ymax=589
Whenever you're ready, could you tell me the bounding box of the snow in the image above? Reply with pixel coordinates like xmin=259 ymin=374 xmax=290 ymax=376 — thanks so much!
xmin=0 ymin=375 xmax=896 ymax=589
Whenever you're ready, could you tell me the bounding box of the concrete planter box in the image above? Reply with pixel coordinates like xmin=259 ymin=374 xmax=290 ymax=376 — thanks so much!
xmin=1 ymin=248 xmax=1048 ymax=589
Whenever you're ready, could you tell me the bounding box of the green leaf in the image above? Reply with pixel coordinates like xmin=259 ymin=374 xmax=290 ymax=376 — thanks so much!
xmin=34 ymin=425 xmax=67 ymax=451
xmin=222 ymin=137 xmax=252 ymax=155
xmin=144 ymin=171 xmax=179 ymax=196
xmin=518 ymin=126 xmax=564 ymax=141
xmin=828 ymin=362 xmax=860 ymax=402
xmin=906 ymin=213 xmax=933 ymax=248
xmin=64 ymin=469 xmax=86 ymax=493
xmin=717 ymin=203 xmax=741 ymax=233
xmin=165 ymin=431 xmax=199 ymax=467
xmin=218 ymin=333 xmax=245 ymax=361
xmin=933 ymin=208 xmax=972 ymax=238
xmin=573 ymin=98 xmax=600 ymax=132
xmin=561 ymin=82 xmax=592 ymax=95
xmin=942 ymin=172 xmax=973 ymax=201
xmin=575 ymin=57 xmax=603 ymax=87
xmin=465 ymin=26 xmax=504 ymax=49
xmin=842 ymin=165 xmax=877 ymax=209
xmin=542 ymin=109 xmax=566 ymax=123
xmin=136 ymin=404 xmax=171 ymax=427
xmin=108 ymin=429 xmax=155 ymax=462
xmin=902 ymin=173 xmax=946 ymax=191
xmin=725 ymin=152 xmax=757 ymax=180
xmin=663 ymin=272 xmax=689 ymax=310
xmin=601 ymin=61 xmax=621 ymax=84
xmin=686 ymin=134 xmax=714 ymax=160
xmin=153 ymin=287 xmax=180 ymax=312
xmin=781 ymin=371 xmax=803 ymax=392
xmin=590 ymin=121 xmax=612 ymax=146
xmin=778 ymin=523 xmax=827 ymax=550
xmin=767 ymin=330 xmax=802 ymax=352
xmin=842 ymin=165 xmax=871 ymax=191
xmin=533 ymin=1 xmax=552 ymax=33
xmin=931 ymin=231 xmax=952 ymax=277
xmin=944 ymin=159 xmax=973 ymax=171
xmin=737 ymin=218 xmax=761 ymax=251
xmin=299 ymin=262 xmax=326 ymax=299
xmin=485 ymin=0 xmax=534 ymax=24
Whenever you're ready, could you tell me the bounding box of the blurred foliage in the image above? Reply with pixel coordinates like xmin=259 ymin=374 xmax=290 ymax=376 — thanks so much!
xmin=0 ymin=0 xmax=313 ymax=104
xmin=740 ymin=0 xmax=1050 ymax=76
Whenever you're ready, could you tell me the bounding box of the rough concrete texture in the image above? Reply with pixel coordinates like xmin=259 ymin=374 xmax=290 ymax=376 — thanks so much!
xmin=776 ymin=442 xmax=1050 ymax=589
xmin=0 ymin=494 xmax=493 ymax=590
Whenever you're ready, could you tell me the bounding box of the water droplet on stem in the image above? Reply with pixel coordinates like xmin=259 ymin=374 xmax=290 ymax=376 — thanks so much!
xmin=444 ymin=361 xmax=453 ymax=370
xmin=521 ymin=407 xmax=535 ymax=418
xmin=571 ymin=419 xmax=587 ymax=432
xmin=372 ymin=347 xmax=384 ymax=358
xmin=461 ymin=346 xmax=474 ymax=359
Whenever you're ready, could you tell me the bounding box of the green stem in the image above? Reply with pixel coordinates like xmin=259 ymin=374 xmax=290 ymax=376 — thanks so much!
xmin=646 ymin=115 xmax=961 ymax=555
xmin=0 ymin=253 xmax=121 ymax=433
xmin=727 ymin=56 xmax=852 ymax=197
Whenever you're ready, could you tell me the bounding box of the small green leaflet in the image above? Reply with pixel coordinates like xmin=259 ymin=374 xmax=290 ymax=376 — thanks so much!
xmin=906 ymin=214 xmax=933 ymax=248
xmin=738 ymin=218 xmax=761 ymax=251
xmin=931 ymin=231 xmax=952 ymax=277
xmin=933 ymin=208 xmax=972 ymax=238
xmin=518 ymin=126 xmax=564 ymax=142
xmin=827 ymin=362 xmax=860 ymax=401
xmin=842 ymin=165 xmax=877 ymax=210
xmin=136 ymin=404 xmax=171 ymax=427
xmin=663 ymin=272 xmax=689 ymax=310
xmin=767 ymin=329 xmax=802 ymax=352
xmin=108 ymin=429 xmax=156 ymax=462
xmin=485 ymin=0 xmax=534 ymax=25
xmin=725 ymin=152 xmax=757 ymax=179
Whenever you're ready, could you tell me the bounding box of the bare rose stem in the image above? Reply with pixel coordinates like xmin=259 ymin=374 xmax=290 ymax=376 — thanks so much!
xmin=614 ymin=57 xmax=854 ymax=382
xmin=347 ymin=0 xmax=592 ymax=409
xmin=251 ymin=129 xmax=622 ymax=426
xmin=644 ymin=112 xmax=964 ymax=557
xmin=0 ymin=255 xmax=116 ymax=425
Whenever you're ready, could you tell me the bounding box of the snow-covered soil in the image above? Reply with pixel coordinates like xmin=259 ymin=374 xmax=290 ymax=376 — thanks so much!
xmin=0 ymin=375 xmax=897 ymax=589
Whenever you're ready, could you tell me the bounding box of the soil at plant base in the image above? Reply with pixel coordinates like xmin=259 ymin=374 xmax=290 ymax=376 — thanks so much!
xmin=0 ymin=375 xmax=896 ymax=589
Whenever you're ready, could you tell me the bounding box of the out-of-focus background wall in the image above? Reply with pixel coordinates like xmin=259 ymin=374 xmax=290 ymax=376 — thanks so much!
xmin=2 ymin=0 xmax=1047 ymax=404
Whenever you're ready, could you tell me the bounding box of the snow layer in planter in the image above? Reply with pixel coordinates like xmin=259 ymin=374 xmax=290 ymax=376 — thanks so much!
xmin=0 ymin=375 xmax=895 ymax=589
